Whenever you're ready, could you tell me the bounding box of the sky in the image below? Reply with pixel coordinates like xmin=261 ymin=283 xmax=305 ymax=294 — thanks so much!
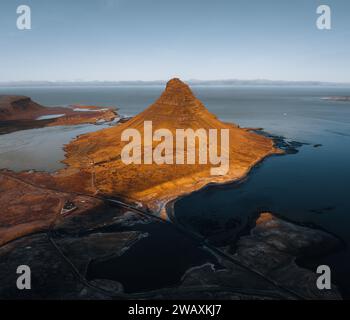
xmin=0 ymin=0 xmax=349 ymax=82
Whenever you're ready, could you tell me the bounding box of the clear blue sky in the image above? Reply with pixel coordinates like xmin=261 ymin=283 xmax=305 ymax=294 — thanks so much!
xmin=0 ymin=0 xmax=349 ymax=82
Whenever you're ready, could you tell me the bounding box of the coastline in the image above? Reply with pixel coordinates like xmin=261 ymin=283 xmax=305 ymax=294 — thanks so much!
xmin=0 ymin=122 xmax=279 ymax=248
xmin=162 ymin=129 xmax=305 ymax=221
xmin=0 ymin=80 xmax=283 ymax=246
xmin=58 ymin=126 xmax=281 ymax=217
xmin=159 ymin=146 xmax=282 ymax=220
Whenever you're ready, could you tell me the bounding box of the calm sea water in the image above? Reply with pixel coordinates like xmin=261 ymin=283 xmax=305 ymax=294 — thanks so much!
xmin=0 ymin=123 xmax=113 ymax=172
xmin=0 ymin=85 xmax=349 ymax=296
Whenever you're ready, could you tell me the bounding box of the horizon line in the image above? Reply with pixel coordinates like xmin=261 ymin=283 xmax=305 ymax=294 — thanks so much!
xmin=1 ymin=78 xmax=350 ymax=87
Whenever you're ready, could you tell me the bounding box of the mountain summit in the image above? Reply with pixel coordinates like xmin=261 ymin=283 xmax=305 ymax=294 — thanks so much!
xmin=122 ymin=78 xmax=224 ymax=129
xmin=156 ymin=78 xmax=198 ymax=106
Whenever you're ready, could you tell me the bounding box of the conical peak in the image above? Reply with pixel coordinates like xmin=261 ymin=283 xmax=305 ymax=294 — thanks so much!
xmin=156 ymin=78 xmax=197 ymax=107
xmin=165 ymin=78 xmax=193 ymax=95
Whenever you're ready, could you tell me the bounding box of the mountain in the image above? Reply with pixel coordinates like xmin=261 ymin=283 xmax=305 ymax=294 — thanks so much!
xmin=58 ymin=78 xmax=279 ymax=212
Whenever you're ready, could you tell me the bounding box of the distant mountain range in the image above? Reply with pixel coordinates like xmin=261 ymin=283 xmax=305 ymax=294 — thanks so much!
xmin=1 ymin=79 xmax=349 ymax=87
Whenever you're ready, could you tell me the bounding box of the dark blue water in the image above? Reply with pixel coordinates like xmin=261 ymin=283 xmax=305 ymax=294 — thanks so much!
xmin=178 ymin=86 xmax=350 ymax=297
xmin=1 ymin=85 xmax=350 ymax=296
xmin=87 ymin=220 xmax=219 ymax=293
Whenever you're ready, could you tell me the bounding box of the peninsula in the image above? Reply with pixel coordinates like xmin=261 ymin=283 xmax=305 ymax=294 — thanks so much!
xmin=55 ymin=78 xmax=280 ymax=212
xmin=0 ymin=78 xmax=279 ymax=244
xmin=0 ymin=95 xmax=118 ymax=134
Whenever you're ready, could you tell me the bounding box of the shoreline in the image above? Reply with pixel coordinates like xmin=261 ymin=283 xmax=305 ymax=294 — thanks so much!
xmin=0 ymin=124 xmax=279 ymax=247
xmin=162 ymin=129 xmax=300 ymax=221
xmin=160 ymin=147 xmax=281 ymax=220
xmin=121 ymin=136 xmax=282 ymax=216
xmin=164 ymin=136 xmax=347 ymax=298
xmin=0 ymin=119 xmax=57 ymax=135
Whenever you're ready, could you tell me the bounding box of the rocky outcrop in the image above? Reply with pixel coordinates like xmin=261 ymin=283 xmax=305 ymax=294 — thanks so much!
xmin=0 ymin=96 xmax=45 ymax=120
xmin=226 ymin=213 xmax=341 ymax=299
xmin=154 ymin=213 xmax=342 ymax=300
